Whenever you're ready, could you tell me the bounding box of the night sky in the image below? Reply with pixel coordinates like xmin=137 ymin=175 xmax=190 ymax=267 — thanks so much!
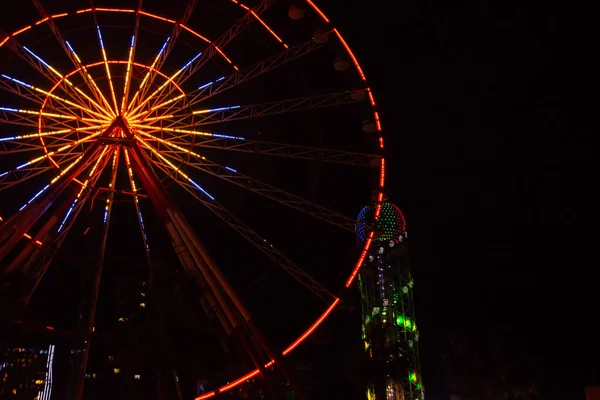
xmin=1 ymin=1 xmax=593 ymax=399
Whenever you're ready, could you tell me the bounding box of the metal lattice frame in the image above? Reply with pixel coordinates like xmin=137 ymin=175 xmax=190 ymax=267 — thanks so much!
xmin=0 ymin=1 xmax=390 ymax=398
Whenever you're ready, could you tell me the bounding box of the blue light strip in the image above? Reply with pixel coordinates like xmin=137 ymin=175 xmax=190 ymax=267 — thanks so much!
xmin=225 ymin=166 xmax=237 ymax=173
xmin=208 ymin=105 xmax=240 ymax=113
xmin=19 ymin=184 xmax=50 ymax=211
xmin=138 ymin=211 xmax=149 ymax=250
xmin=0 ymin=107 xmax=19 ymax=112
xmin=65 ymin=40 xmax=76 ymax=54
xmin=180 ymin=52 xmax=202 ymax=72
xmin=189 ymin=178 xmax=214 ymax=200
xmin=96 ymin=26 xmax=105 ymax=49
xmin=197 ymin=76 xmax=224 ymax=90
xmin=22 ymin=46 xmax=52 ymax=69
xmin=212 ymin=133 xmax=244 ymax=140
xmin=57 ymin=200 xmax=78 ymax=232
xmin=1 ymin=74 xmax=32 ymax=88
xmin=158 ymin=37 xmax=170 ymax=57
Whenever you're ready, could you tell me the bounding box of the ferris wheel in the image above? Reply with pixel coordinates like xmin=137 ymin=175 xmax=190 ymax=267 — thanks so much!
xmin=0 ymin=0 xmax=387 ymax=398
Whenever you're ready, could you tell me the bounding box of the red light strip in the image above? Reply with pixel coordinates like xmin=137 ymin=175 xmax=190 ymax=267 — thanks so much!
xmin=195 ymin=1 xmax=387 ymax=397
xmin=0 ymin=9 xmax=237 ymax=72
xmin=231 ymin=0 xmax=288 ymax=48
xmin=304 ymin=0 xmax=330 ymax=23
xmin=196 ymin=298 xmax=340 ymax=399
xmin=282 ymin=297 xmax=340 ymax=355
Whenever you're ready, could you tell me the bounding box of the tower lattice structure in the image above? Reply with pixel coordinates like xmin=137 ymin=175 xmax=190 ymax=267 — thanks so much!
xmin=356 ymin=201 xmax=424 ymax=400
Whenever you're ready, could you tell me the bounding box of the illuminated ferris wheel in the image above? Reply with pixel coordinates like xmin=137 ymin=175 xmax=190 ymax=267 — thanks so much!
xmin=0 ymin=0 xmax=388 ymax=398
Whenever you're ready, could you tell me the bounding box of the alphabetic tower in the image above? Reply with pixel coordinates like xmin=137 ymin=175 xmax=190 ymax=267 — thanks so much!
xmin=355 ymin=200 xmax=424 ymax=400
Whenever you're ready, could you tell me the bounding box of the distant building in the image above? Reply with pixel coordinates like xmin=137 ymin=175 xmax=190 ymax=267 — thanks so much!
xmin=0 ymin=344 xmax=55 ymax=399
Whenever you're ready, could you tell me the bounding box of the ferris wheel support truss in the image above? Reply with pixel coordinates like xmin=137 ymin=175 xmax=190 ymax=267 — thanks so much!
xmin=147 ymin=156 xmax=334 ymax=303
xmin=126 ymin=137 xmax=308 ymax=399
xmin=74 ymin=146 xmax=120 ymax=400
xmin=22 ymin=149 xmax=113 ymax=305
xmin=0 ymin=0 xmax=389 ymax=397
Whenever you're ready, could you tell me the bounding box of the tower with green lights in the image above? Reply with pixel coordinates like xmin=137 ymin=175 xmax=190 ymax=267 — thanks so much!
xmin=356 ymin=201 xmax=424 ymax=400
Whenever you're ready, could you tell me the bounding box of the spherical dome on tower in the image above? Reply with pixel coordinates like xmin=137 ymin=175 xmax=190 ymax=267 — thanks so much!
xmin=356 ymin=202 xmax=406 ymax=244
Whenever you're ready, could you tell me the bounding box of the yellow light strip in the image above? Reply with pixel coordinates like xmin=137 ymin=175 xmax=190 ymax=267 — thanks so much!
xmin=136 ymin=136 xmax=193 ymax=180
xmin=5 ymin=125 xmax=108 ymax=141
xmin=15 ymin=79 xmax=111 ymax=121
xmin=129 ymin=114 xmax=174 ymax=123
xmin=126 ymin=41 xmax=169 ymax=115
xmin=25 ymin=132 xmax=101 ymax=167
xmin=137 ymin=131 xmax=206 ymax=160
xmin=5 ymin=107 xmax=104 ymax=123
xmin=65 ymin=44 xmax=116 ymax=118
xmin=130 ymin=124 xmax=212 ymax=137
xmin=126 ymin=69 xmax=184 ymax=117
xmin=121 ymin=36 xmax=136 ymax=113
xmin=96 ymin=26 xmax=119 ymax=113
xmin=50 ymin=153 xmax=84 ymax=184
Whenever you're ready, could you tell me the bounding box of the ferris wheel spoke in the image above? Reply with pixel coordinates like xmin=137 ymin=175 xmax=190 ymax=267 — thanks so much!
xmin=146 ymin=90 xmax=364 ymax=127
xmin=0 ymin=150 xmax=88 ymax=197
xmin=0 ymin=163 xmax=58 ymax=194
xmin=120 ymin=0 xmax=144 ymax=114
xmin=61 ymin=42 xmax=116 ymax=118
xmin=0 ymin=139 xmax=48 ymax=154
xmin=0 ymin=106 xmax=107 ymax=129
xmin=148 ymin=157 xmax=334 ymax=303
xmin=0 ymin=124 xmax=108 ymax=144
xmin=125 ymin=37 xmax=171 ymax=116
xmin=126 ymin=0 xmax=198 ymax=115
xmin=0 ymin=107 xmax=45 ymax=128
xmin=0 ymin=78 xmax=72 ymax=115
xmin=155 ymin=0 xmax=277 ymax=106
xmin=0 ymin=131 xmax=101 ymax=188
xmin=126 ymin=48 xmax=203 ymax=118
xmin=153 ymin=130 xmax=380 ymax=167
xmin=137 ymin=133 xmax=358 ymax=233
xmin=183 ymin=33 xmax=332 ymax=111
xmin=90 ymin=8 xmax=119 ymax=114
xmin=0 ymin=74 xmax=113 ymax=122
xmin=0 ymin=125 xmax=106 ymax=154
xmin=0 ymin=35 xmax=102 ymax=113
xmin=31 ymin=1 xmax=117 ymax=118
xmin=139 ymin=34 xmax=331 ymax=120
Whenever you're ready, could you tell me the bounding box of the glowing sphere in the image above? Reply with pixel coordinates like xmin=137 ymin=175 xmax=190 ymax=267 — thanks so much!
xmin=356 ymin=202 xmax=406 ymax=244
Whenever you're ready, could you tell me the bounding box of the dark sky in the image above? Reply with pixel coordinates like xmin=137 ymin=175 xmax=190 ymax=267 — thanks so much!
xmin=342 ymin=1 xmax=592 ymax=399
xmin=1 ymin=0 xmax=593 ymax=399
